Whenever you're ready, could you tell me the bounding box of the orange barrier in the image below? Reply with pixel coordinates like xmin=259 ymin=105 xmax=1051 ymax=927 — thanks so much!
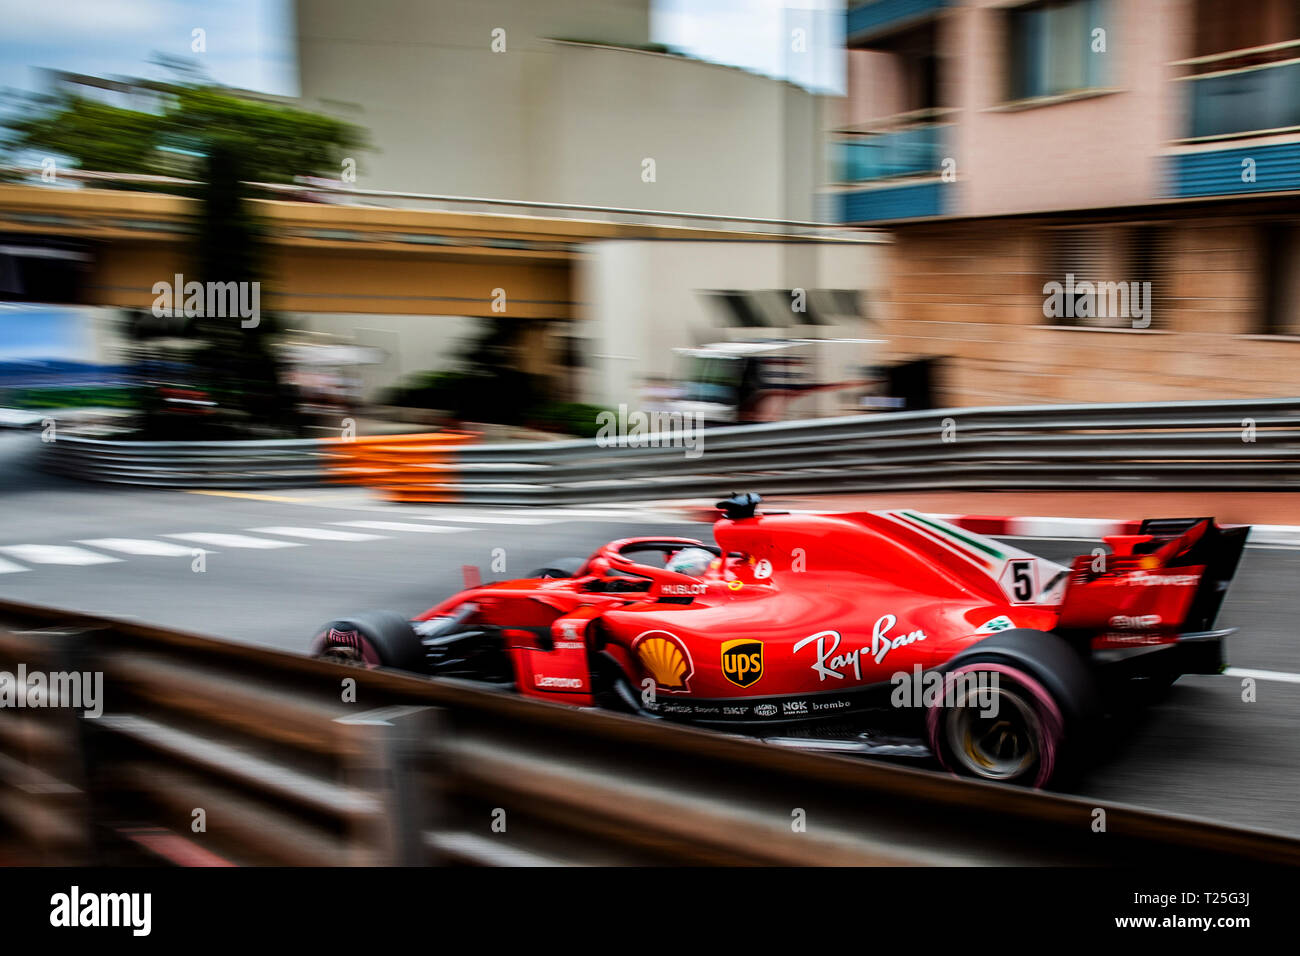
xmin=325 ymin=431 xmax=474 ymax=502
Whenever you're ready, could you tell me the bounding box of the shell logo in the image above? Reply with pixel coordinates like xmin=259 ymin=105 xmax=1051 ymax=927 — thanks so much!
xmin=633 ymin=630 xmax=694 ymax=692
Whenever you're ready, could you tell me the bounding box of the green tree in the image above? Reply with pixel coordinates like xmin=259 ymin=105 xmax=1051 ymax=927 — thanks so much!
xmin=4 ymin=80 xmax=366 ymax=437
xmin=4 ymin=82 xmax=364 ymax=185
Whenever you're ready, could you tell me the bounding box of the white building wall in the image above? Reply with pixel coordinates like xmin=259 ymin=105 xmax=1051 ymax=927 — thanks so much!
xmin=295 ymin=0 xmax=826 ymax=219
xmin=576 ymin=238 xmax=886 ymax=410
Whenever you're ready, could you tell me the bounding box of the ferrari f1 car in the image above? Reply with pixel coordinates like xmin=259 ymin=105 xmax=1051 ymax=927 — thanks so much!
xmin=312 ymin=493 xmax=1247 ymax=787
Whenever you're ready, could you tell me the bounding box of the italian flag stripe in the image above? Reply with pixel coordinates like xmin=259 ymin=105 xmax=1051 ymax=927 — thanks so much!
xmin=902 ymin=511 xmax=1006 ymax=561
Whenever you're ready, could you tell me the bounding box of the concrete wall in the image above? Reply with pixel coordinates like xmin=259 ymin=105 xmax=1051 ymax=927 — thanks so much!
xmin=280 ymin=312 xmax=480 ymax=400
xmin=523 ymin=42 xmax=823 ymax=220
xmin=296 ymin=0 xmax=824 ymax=219
xmin=878 ymin=213 xmax=1300 ymax=407
xmin=576 ymin=238 xmax=886 ymax=410
xmin=296 ymin=0 xmax=651 ymax=201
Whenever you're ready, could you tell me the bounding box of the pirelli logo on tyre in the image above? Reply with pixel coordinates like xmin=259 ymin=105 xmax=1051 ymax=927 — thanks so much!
xmin=721 ymin=639 xmax=764 ymax=688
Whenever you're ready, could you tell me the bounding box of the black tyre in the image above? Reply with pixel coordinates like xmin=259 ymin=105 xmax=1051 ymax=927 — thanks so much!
xmin=926 ymin=629 xmax=1096 ymax=788
xmin=311 ymin=610 xmax=424 ymax=672
xmin=528 ymin=556 xmax=588 ymax=579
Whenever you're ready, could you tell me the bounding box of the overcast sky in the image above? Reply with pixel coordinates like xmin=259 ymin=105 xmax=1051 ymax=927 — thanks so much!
xmin=654 ymin=0 xmax=845 ymax=94
xmin=0 ymin=0 xmax=296 ymax=98
xmin=0 ymin=0 xmax=844 ymax=100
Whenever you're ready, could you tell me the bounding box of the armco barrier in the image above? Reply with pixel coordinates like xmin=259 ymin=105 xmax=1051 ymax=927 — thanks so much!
xmin=36 ymin=397 xmax=1300 ymax=503
xmin=0 ymin=598 xmax=1298 ymax=866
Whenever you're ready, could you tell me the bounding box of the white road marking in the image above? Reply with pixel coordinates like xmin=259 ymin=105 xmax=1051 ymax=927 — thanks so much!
xmin=333 ymin=521 xmax=465 ymax=534
xmin=79 ymin=538 xmax=203 ymax=557
xmin=249 ymin=526 xmax=388 ymax=542
xmin=402 ymin=512 xmax=555 ymax=525
xmin=0 ymin=544 xmax=121 ymax=565
xmin=1223 ymin=667 xmax=1300 ymax=685
xmin=1245 ymin=525 xmax=1300 ymax=546
xmin=0 ymin=556 xmax=30 ymax=574
xmin=164 ymin=533 xmax=303 ymax=549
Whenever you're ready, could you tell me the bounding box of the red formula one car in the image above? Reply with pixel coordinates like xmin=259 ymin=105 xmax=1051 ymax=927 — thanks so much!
xmin=312 ymin=493 xmax=1247 ymax=787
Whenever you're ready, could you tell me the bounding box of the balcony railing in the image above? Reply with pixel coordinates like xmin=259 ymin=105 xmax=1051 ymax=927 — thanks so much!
xmin=1182 ymin=56 xmax=1300 ymax=140
xmin=832 ymin=123 xmax=947 ymax=183
xmin=847 ymin=0 xmax=948 ymax=44
xmin=833 ymin=181 xmax=945 ymax=223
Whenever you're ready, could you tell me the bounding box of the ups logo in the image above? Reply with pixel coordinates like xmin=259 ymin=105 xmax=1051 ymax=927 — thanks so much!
xmin=721 ymin=639 xmax=764 ymax=688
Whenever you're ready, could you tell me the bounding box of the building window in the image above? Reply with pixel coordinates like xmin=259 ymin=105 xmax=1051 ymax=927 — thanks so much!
xmin=1041 ymin=225 xmax=1164 ymax=329
xmin=1006 ymin=0 xmax=1109 ymax=102
xmin=1260 ymin=223 xmax=1300 ymax=336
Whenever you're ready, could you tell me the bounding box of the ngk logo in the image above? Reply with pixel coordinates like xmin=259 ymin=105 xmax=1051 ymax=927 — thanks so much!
xmin=1108 ymin=614 xmax=1162 ymax=630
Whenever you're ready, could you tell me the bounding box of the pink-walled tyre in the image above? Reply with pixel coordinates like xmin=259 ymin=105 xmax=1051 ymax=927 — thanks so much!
xmin=926 ymin=629 xmax=1096 ymax=788
xmin=311 ymin=611 xmax=423 ymax=672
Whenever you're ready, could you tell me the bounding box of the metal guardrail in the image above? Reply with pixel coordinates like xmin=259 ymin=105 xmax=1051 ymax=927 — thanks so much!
xmin=34 ymin=397 xmax=1300 ymax=502
xmin=38 ymin=435 xmax=334 ymax=488
xmin=0 ymin=598 xmax=1297 ymax=866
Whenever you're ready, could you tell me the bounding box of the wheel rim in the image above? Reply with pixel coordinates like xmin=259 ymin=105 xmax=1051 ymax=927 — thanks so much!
xmin=314 ymin=627 xmax=381 ymax=668
xmin=319 ymin=644 xmax=367 ymax=667
xmin=944 ymin=682 xmax=1042 ymax=781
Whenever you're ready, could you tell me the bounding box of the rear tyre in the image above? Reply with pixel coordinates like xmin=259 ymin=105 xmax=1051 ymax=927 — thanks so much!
xmin=926 ymin=629 xmax=1096 ymax=788
xmin=528 ymin=556 xmax=587 ymax=579
xmin=311 ymin=611 xmax=424 ymax=672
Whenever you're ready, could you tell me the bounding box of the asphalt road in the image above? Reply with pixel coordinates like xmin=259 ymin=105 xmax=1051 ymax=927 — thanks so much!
xmin=2 ymin=431 xmax=1298 ymax=836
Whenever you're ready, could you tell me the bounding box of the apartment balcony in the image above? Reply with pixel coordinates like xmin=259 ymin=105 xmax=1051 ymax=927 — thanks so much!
xmin=847 ymin=0 xmax=948 ymax=46
xmin=826 ymin=120 xmax=949 ymax=223
xmin=1187 ymin=57 xmax=1300 ymax=140
xmin=1167 ymin=45 xmax=1300 ymax=198
xmin=834 ymin=123 xmax=946 ymax=181
xmin=830 ymin=181 xmax=945 ymax=223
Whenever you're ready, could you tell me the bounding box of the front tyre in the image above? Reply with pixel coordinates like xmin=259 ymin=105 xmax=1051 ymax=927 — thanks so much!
xmin=311 ymin=611 xmax=424 ymax=672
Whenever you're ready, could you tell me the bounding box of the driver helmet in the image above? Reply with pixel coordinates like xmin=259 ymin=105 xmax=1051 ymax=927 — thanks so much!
xmin=666 ymin=547 xmax=715 ymax=577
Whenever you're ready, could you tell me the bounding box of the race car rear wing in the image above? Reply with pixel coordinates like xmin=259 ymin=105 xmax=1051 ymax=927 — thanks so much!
xmin=1136 ymin=518 xmax=1249 ymax=632
xmin=1057 ymin=518 xmax=1248 ymax=633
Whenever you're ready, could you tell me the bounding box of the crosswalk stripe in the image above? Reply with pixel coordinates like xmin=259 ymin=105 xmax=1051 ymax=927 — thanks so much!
xmin=0 ymin=544 xmax=122 ymax=566
xmin=79 ymin=538 xmax=202 ymax=557
xmin=164 ymin=533 xmax=303 ymax=549
xmin=0 ymin=556 xmax=30 ymax=574
xmin=333 ymin=521 xmax=465 ymax=534
xmin=249 ymin=526 xmax=388 ymax=542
